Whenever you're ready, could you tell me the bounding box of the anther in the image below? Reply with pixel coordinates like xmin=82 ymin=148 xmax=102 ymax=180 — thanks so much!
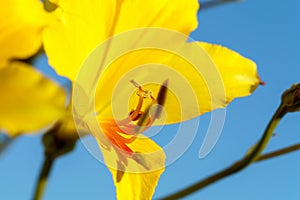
xmin=131 ymin=79 xmax=155 ymax=100
xmin=130 ymin=79 xmax=141 ymax=88
xmin=135 ymin=79 xmax=168 ymax=133
xmin=136 ymin=89 xmax=153 ymax=99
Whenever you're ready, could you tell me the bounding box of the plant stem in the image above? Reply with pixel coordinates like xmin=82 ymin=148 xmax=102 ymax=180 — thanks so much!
xmin=32 ymin=155 xmax=54 ymax=200
xmin=256 ymin=142 xmax=300 ymax=162
xmin=160 ymin=104 xmax=287 ymax=200
xmin=31 ymin=122 xmax=76 ymax=200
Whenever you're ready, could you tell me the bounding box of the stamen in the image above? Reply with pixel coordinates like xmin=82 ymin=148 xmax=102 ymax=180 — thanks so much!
xmin=137 ymin=89 xmax=153 ymax=99
xmin=129 ymin=110 xmax=143 ymax=121
xmin=122 ymin=79 xmax=155 ymax=123
xmin=106 ymin=131 xmax=133 ymax=154
xmin=135 ymin=104 xmax=152 ymax=133
xmin=100 ymin=79 xmax=168 ymax=167
xmin=108 ymin=127 xmax=135 ymax=143
xmin=131 ymin=79 xmax=155 ymax=100
xmin=135 ymin=79 xmax=168 ymax=133
xmin=129 ymin=93 xmax=144 ymax=121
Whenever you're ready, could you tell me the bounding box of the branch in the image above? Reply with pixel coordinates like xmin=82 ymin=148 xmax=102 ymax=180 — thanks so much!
xmin=159 ymin=104 xmax=287 ymax=200
xmin=256 ymin=143 xmax=300 ymax=162
xmin=31 ymin=128 xmax=77 ymax=200
xmin=160 ymin=83 xmax=300 ymax=199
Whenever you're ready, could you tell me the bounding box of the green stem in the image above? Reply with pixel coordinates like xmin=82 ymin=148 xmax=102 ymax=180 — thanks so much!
xmin=32 ymin=155 xmax=55 ymax=200
xmin=160 ymin=104 xmax=287 ymax=200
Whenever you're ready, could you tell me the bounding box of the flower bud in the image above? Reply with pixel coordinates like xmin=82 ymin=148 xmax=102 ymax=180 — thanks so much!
xmin=281 ymin=83 xmax=300 ymax=112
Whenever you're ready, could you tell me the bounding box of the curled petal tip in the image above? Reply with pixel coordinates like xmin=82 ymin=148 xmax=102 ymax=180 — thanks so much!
xmin=259 ymin=81 xmax=266 ymax=86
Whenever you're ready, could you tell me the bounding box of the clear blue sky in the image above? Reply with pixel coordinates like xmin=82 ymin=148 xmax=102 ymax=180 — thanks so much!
xmin=1 ymin=1 xmax=300 ymax=199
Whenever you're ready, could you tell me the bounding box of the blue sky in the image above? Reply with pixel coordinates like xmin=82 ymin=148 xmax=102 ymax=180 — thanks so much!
xmin=1 ymin=1 xmax=300 ymax=199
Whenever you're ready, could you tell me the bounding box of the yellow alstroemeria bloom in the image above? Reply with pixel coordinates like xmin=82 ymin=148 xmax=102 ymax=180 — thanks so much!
xmin=0 ymin=0 xmax=48 ymax=65
xmin=0 ymin=0 xmax=67 ymax=137
xmin=42 ymin=0 xmax=261 ymax=199
xmin=0 ymin=62 xmax=67 ymax=137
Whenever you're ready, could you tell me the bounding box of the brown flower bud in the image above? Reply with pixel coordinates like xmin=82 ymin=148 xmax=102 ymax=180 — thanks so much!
xmin=281 ymin=83 xmax=300 ymax=113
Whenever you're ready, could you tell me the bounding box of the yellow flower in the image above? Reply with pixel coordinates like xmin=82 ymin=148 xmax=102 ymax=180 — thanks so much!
xmin=0 ymin=62 xmax=67 ymax=137
xmin=42 ymin=0 xmax=199 ymax=81
xmin=0 ymin=0 xmax=67 ymax=137
xmin=0 ymin=0 xmax=261 ymax=198
xmin=40 ymin=0 xmax=261 ymax=199
xmin=0 ymin=0 xmax=48 ymax=65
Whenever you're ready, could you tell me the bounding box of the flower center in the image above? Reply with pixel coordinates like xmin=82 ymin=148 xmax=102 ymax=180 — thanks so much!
xmin=100 ymin=80 xmax=168 ymax=156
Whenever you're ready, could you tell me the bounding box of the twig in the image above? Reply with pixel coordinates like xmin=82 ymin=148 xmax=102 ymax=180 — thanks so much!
xmin=159 ymin=104 xmax=287 ymax=199
xmin=32 ymin=155 xmax=54 ymax=200
xmin=256 ymin=143 xmax=300 ymax=162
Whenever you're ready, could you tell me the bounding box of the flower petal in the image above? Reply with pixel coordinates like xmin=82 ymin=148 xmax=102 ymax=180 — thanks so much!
xmin=114 ymin=0 xmax=198 ymax=36
xmin=97 ymin=134 xmax=165 ymax=200
xmin=0 ymin=62 xmax=67 ymax=136
xmin=0 ymin=0 xmax=48 ymax=62
xmin=91 ymin=39 xmax=260 ymax=124
xmin=198 ymin=42 xmax=261 ymax=101
xmin=43 ymin=0 xmax=199 ymax=81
